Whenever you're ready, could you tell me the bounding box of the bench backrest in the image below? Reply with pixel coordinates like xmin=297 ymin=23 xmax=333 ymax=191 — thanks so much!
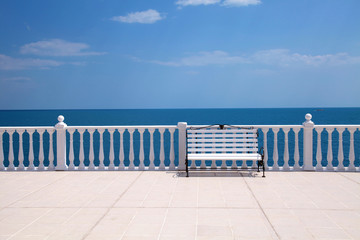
xmin=187 ymin=126 xmax=259 ymax=154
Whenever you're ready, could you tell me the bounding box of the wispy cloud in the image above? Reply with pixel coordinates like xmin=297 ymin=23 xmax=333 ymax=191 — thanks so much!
xmin=0 ymin=54 xmax=64 ymax=70
xmin=111 ymin=9 xmax=165 ymax=24
xmin=176 ymin=0 xmax=260 ymax=7
xmin=251 ymin=49 xmax=360 ymax=66
xmin=134 ymin=49 xmax=360 ymax=67
xmin=222 ymin=0 xmax=261 ymax=7
xmin=0 ymin=76 xmax=31 ymax=82
xmin=149 ymin=51 xmax=248 ymax=66
xmin=20 ymin=39 xmax=106 ymax=57
xmin=175 ymin=0 xmax=221 ymax=7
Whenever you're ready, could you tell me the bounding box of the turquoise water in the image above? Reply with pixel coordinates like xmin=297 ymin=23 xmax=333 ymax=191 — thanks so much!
xmin=0 ymin=108 xmax=359 ymax=168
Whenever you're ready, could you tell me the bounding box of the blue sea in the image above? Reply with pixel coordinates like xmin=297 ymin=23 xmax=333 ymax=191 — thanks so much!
xmin=0 ymin=108 xmax=359 ymax=168
xmin=1 ymin=108 xmax=360 ymax=126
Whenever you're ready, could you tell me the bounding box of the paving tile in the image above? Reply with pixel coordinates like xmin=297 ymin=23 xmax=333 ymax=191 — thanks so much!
xmin=307 ymin=227 xmax=352 ymax=239
xmin=197 ymin=225 xmax=233 ymax=237
xmin=0 ymin=171 xmax=359 ymax=240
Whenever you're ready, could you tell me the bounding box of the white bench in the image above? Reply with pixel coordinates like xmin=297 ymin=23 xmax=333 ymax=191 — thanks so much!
xmin=186 ymin=125 xmax=265 ymax=177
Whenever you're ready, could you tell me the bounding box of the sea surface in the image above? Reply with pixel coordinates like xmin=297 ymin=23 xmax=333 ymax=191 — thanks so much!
xmin=0 ymin=108 xmax=359 ymax=168
xmin=0 ymin=108 xmax=360 ymax=126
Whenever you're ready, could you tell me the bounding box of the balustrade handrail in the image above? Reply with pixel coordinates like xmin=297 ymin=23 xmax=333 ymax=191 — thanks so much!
xmin=66 ymin=125 xmax=177 ymax=129
xmin=315 ymin=125 xmax=360 ymax=128
xmin=188 ymin=124 xmax=303 ymax=128
xmin=0 ymin=126 xmax=54 ymax=130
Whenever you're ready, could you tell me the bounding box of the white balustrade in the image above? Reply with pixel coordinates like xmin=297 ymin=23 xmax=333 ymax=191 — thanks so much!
xmin=159 ymin=128 xmax=165 ymax=170
xmin=68 ymin=129 xmax=75 ymax=170
xmin=138 ymin=128 xmax=145 ymax=170
xmin=262 ymin=128 xmax=269 ymax=170
xmin=17 ymin=130 xmax=24 ymax=170
xmin=48 ymin=129 xmax=54 ymax=170
xmin=149 ymin=128 xmax=155 ymax=170
xmin=293 ymin=128 xmax=300 ymax=170
xmin=315 ymin=127 xmax=323 ymax=171
xmin=108 ymin=129 xmax=115 ymax=170
xmin=98 ymin=129 xmax=105 ymax=170
xmin=78 ymin=129 xmax=85 ymax=170
xmin=337 ymin=127 xmax=345 ymax=171
xmin=28 ymin=130 xmax=35 ymax=170
xmin=0 ymin=114 xmax=358 ymax=172
xmin=272 ymin=128 xmax=279 ymax=170
xmin=38 ymin=129 xmax=45 ymax=170
xmin=88 ymin=129 xmax=95 ymax=170
xmin=169 ymin=128 xmax=175 ymax=170
xmin=348 ymin=128 xmax=356 ymax=171
xmin=0 ymin=130 xmax=4 ymax=170
xmin=119 ymin=129 xmax=125 ymax=170
xmin=326 ymin=128 xmax=334 ymax=171
xmin=8 ymin=130 xmax=14 ymax=170
xmin=283 ymin=128 xmax=290 ymax=171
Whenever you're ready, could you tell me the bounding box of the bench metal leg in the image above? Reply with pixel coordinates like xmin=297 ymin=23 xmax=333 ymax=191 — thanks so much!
xmin=262 ymin=160 xmax=265 ymax=178
xmin=257 ymin=160 xmax=260 ymax=172
xmin=186 ymin=159 xmax=189 ymax=177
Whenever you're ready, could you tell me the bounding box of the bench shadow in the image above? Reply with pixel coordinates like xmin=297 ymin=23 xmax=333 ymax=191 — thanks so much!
xmin=172 ymin=171 xmax=262 ymax=178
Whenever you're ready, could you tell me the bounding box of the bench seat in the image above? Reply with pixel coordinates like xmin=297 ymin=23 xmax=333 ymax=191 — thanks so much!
xmin=187 ymin=153 xmax=262 ymax=161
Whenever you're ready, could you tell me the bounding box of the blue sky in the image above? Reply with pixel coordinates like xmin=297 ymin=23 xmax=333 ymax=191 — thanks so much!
xmin=0 ymin=0 xmax=359 ymax=109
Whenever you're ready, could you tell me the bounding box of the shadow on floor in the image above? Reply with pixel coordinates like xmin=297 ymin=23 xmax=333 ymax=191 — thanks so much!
xmin=171 ymin=170 xmax=263 ymax=178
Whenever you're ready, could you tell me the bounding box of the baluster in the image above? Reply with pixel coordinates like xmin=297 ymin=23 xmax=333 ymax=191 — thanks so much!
xmin=78 ymin=129 xmax=85 ymax=170
xmin=38 ymin=129 xmax=45 ymax=170
xmin=0 ymin=130 xmax=4 ymax=170
xmin=348 ymin=128 xmax=356 ymax=171
xmin=220 ymin=132 xmax=226 ymax=169
xmin=283 ymin=128 xmax=290 ymax=171
xmin=262 ymin=128 xmax=269 ymax=170
xmin=272 ymin=128 xmax=279 ymax=170
xmin=251 ymin=131 xmax=257 ymax=169
xmin=294 ymin=128 xmax=300 ymax=170
xmin=108 ymin=129 xmax=115 ymax=170
xmin=149 ymin=128 xmax=155 ymax=170
xmin=159 ymin=128 xmax=165 ymax=170
xmin=199 ymin=132 xmax=206 ymax=169
xmin=138 ymin=128 xmax=145 ymax=170
xmin=88 ymin=129 xmax=95 ymax=170
xmin=17 ymin=130 xmax=24 ymax=170
xmin=48 ymin=129 xmax=54 ymax=170
xmin=315 ymin=128 xmax=323 ymax=171
xmin=98 ymin=129 xmax=105 ymax=170
xmin=169 ymin=128 xmax=175 ymax=170
xmin=28 ymin=130 xmax=34 ymax=170
xmin=68 ymin=129 xmax=75 ymax=170
xmin=211 ymin=133 xmax=217 ymax=168
xmin=326 ymin=128 xmax=334 ymax=171
xmin=119 ymin=129 xmax=125 ymax=170
xmin=234 ymin=131 xmax=240 ymax=169
xmin=128 ymin=129 xmax=135 ymax=170
xmin=8 ymin=130 xmax=15 ymax=170
xmin=337 ymin=128 xmax=345 ymax=171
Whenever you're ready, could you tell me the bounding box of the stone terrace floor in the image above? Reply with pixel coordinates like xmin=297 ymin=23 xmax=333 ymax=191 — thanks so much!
xmin=0 ymin=171 xmax=359 ymax=240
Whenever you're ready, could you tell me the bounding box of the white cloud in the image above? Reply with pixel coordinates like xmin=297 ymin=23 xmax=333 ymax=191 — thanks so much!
xmin=0 ymin=76 xmax=31 ymax=82
xmin=112 ymin=9 xmax=164 ymax=24
xmin=176 ymin=0 xmax=260 ymax=7
xmin=251 ymin=49 xmax=360 ymax=66
xmin=20 ymin=39 xmax=106 ymax=57
xmin=176 ymin=0 xmax=221 ymax=7
xmin=147 ymin=51 xmax=248 ymax=66
xmin=222 ymin=0 xmax=261 ymax=7
xmin=0 ymin=54 xmax=64 ymax=70
xmin=135 ymin=49 xmax=360 ymax=67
